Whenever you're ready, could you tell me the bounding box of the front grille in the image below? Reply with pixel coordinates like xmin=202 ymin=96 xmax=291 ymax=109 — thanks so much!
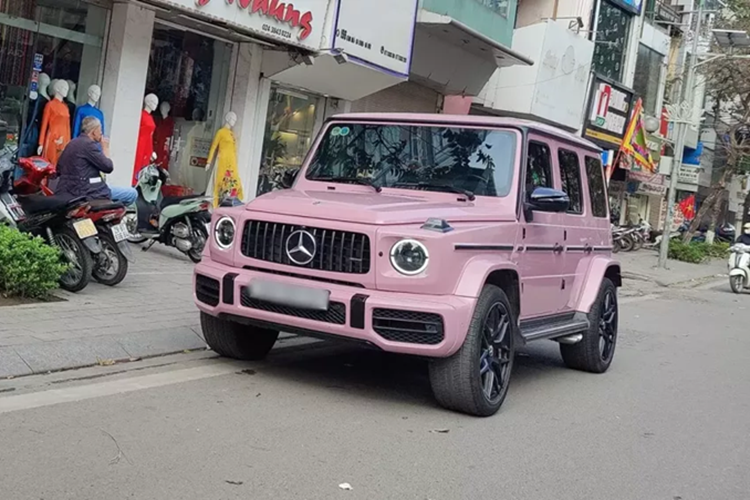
xmin=372 ymin=309 xmax=445 ymax=345
xmin=240 ymin=220 xmax=371 ymax=274
xmin=240 ymin=287 xmax=346 ymax=325
xmin=196 ymin=275 xmax=220 ymax=306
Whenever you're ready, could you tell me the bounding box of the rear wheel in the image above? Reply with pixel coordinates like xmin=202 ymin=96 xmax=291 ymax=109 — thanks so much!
xmin=730 ymin=275 xmax=744 ymax=294
xmin=429 ymin=285 xmax=516 ymax=417
xmin=201 ymin=312 xmax=279 ymax=360
xmin=55 ymin=228 xmax=93 ymax=293
xmin=92 ymin=230 xmax=128 ymax=286
xmin=560 ymin=278 xmax=618 ymax=373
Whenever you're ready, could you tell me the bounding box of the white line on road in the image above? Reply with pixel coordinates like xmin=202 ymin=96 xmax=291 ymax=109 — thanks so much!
xmin=0 ymin=363 xmax=240 ymax=415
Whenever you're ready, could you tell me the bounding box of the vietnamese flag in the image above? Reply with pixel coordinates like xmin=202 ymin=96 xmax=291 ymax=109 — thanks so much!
xmin=679 ymin=194 xmax=696 ymax=220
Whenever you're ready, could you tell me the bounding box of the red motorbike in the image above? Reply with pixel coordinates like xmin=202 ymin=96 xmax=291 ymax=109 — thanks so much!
xmin=14 ymin=156 xmax=131 ymax=286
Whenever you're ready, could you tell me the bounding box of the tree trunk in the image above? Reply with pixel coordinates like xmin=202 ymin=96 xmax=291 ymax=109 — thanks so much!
xmin=705 ymin=202 xmax=721 ymax=244
xmin=683 ymin=170 xmax=733 ymax=243
xmin=743 ymin=190 xmax=750 ymax=227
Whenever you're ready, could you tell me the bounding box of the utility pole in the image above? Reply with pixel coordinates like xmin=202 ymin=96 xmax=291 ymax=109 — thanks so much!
xmin=658 ymin=0 xmax=704 ymax=268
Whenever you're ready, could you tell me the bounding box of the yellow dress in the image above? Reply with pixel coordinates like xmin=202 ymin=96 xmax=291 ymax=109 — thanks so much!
xmin=207 ymin=127 xmax=243 ymax=207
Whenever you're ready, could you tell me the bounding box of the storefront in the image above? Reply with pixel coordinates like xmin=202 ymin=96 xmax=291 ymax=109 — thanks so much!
xmin=592 ymin=0 xmax=641 ymax=84
xmin=0 ymin=0 xmax=108 ymax=156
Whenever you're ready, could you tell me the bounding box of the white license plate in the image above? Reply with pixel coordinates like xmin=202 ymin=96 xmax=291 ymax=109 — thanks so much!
xmin=73 ymin=218 xmax=97 ymax=239
xmin=248 ymin=280 xmax=330 ymax=311
xmin=111 ymin=222 xmax=130 ymax=243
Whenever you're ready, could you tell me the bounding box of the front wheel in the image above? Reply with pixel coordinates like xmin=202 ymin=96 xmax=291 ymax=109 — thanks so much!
xmin=187 ymin=221 xmax=208 ymax=263
xmin=730 ymin=275 xmax=744 ymax=294
xmin=92 ymin=230 xmax=128 ymax=286
xmin=201 ymin=313 xmax=279 ymax=360
xmin=429 ymin=285 xmax=516 ymax=417
xmin=123 ymin=212 xmax=147 ymax=244
xmin=55 ymin=228 xmax=93 ymax=293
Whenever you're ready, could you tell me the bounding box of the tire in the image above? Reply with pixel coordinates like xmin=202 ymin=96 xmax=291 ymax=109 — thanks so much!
xmin=187 ymin=222 xmax=208 ymax=263
xmin=92 ymin=230 xmax=128 ymax=286
xmin=201 ymin=312 xmax=279 ymax=360
xmin=620 ymin=234 xmax=635 ymax=252
xmin=55 ymin=228 xmax=94 ymax=293
xmin=560 ymin=278 xmax=618 ymax=373
xmin=429 ymin=285 xmax=516 ymax=417
xmin=730 ymin=275 xmax=744 ymax=294
xmin=611 ymin=238 xmax=621 ymax=253
xmin=631 ymin=232 xmax=644 ymax=251
xmin=124 ymin=212 xmax=147 ymax=244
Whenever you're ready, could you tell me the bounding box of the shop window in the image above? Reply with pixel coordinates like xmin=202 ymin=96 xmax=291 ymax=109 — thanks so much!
xmin=633 ymin=44 xmax=662 ymax=116
xmin=558 ymin=149 xmax=583 ymax=214
xmin=593 ymin=0 xmax=631 ymax=82
xmin=144 ymin=25 xmax=232 ymax=194
xmin=1 ymin=0 xmax=107 ymax=154
xmin=585 ymin=156 xmax=609 ymax=218
xmin=526 ymin=141 xmax=553 ymax=195
xmin=257 ymin=85 xmax=319 ymax=196
xmin=477 ymin=0 xmax=510 ymax=17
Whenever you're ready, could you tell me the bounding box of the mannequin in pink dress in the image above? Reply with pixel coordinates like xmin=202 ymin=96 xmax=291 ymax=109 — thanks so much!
xmin=132 ymin=94 xmax=158 ymax=185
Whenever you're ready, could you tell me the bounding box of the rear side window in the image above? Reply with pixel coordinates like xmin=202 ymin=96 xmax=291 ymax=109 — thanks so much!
xmin=558 ymin=149 xmax=583 ymax=214
xmin=585 ymin=156 xmax=608 ymax=218
xmin=526 ymin=141 xmax=553 ymax=195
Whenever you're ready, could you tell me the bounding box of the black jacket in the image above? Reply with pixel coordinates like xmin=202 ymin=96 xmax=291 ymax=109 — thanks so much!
xmin=55 ymin=136 xmax=113 ymax=200
xmin=737 ymin=233 xmax=750 ymax=245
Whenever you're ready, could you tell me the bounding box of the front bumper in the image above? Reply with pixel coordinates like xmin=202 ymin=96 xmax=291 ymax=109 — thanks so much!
xmin=194 ymin=259 xmax=476 ymax=358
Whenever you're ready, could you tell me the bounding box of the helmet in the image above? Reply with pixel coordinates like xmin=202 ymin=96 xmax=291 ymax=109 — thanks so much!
xmin=744 ymin=223 xmax=750 ymax=235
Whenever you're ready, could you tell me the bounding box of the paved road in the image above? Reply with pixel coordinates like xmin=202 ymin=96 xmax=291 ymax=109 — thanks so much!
xmin=0 ymin=281 xmax=748 ymax=500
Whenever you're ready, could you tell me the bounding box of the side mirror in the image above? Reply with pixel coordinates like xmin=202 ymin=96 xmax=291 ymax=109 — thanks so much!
xmin=280 ymin=168 xmax=300 ymax=189
xmin=526 ymin=187 xmax=570 ymax=214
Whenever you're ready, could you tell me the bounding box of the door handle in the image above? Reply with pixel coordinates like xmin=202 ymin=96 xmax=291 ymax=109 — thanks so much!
xmin=583 ymin=244 xmax=593 ymax=254
xmin=553 ymin=243 xmax=564 ymax=254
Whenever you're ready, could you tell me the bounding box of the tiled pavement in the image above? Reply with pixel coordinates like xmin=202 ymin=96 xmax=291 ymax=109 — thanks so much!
xmin=0 ymin=244 xmax=729 ymax=378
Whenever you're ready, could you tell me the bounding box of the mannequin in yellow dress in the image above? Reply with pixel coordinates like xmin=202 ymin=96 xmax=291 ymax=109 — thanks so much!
xmin=206 ymin=112 xmax=243 ymax=207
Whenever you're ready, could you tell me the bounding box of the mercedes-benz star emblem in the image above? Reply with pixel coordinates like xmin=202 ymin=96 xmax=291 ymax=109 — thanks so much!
xmin=285 ymin=230 xmax=317 ymax=265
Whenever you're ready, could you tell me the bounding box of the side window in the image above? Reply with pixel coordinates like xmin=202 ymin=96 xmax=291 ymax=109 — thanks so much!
xmin=558 ymin=149 xmax=583 ymax=214
xmin=585 ymin=156 xmax=608 ymax=218
xmin=526 ymin=141 xmax=553 ymax=196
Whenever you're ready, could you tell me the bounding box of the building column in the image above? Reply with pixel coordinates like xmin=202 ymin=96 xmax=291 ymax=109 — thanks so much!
xmin=228 ymin=43 xmax=265 ymax=201
xmin=77 ymin=4 xmax=107 ymax=106
xmin=99 ymin=3 xmax=155 ymax=188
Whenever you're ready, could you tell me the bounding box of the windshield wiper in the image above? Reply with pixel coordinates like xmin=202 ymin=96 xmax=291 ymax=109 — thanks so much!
xmin=314 ymin=176 xmax=382 ymax=193
xmin=392 ymin=182 xmax=475 ymax=201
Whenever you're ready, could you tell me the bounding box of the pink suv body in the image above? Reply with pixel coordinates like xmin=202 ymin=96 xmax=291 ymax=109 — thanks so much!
xmin=195 ymin=114 xmax=621 ymax=416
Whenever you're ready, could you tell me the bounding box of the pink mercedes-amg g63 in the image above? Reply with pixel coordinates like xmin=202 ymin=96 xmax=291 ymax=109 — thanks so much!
xmin=194 ymin=114 xmax=621 ymax=416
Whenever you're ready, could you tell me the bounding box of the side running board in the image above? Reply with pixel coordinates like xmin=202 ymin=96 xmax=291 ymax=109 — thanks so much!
xmin=520 ymin=312 xmax=590 ymax=344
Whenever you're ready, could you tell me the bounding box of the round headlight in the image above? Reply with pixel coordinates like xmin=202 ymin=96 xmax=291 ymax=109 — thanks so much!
xmin=214 ymin=217 xmax=235 ymax=250
xmin=390 ymin=239 xmax=429 ymax=275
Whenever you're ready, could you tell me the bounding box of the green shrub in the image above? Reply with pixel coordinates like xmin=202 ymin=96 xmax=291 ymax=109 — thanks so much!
xmin=668 ymin=240 xmax=731 ymax=264
xmin=706 ymin=241 xmax=730 ymax=258
xmin=0 ymin=226 xmax=67 ymax=299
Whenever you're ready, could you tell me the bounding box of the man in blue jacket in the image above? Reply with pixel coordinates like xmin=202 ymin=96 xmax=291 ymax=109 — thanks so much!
xmin=55 ymin=116 xmax=136 ymax=205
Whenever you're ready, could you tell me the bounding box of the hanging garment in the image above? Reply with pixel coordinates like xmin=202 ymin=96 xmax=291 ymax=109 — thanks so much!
xmin=207 ymin=127 xmax=243 ymax=207
xmin=132 ymin=110 xmax=156 ymax=185
xmin=38 ymin=99 xmax=71 ymax=165
xmin=73 ymin=104 xmax=105 ymax=138
xmin=66 ymin=100 xmax=76 ymax=129
xmin=19 ymin=95 xmax=48 ymax=158
xmin=153 ymin=114 xmax=175 ymax=170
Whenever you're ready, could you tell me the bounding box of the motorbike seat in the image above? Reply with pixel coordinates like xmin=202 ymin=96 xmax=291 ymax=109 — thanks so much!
xmin=17 ymin=194 xmax=80 ymax=215
xmin=87 ymin=199 xmax=125 ymax=212
xmin=160 ymin=194 xmax=203 ymax=209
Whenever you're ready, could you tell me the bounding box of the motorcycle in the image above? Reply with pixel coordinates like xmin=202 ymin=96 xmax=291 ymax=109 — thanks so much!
xmin=728 ymin=244 xmax=750 ymax=294
xmin=124 ymin=158 xmax=211 ymax=263
xmin=13 ymin=153 xmax=131 ymax=286
xmin=0 ymin=148 xmax=100 ymax=292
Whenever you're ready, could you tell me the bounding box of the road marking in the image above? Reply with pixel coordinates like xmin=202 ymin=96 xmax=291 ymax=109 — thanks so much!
xmin=0 ymin=363 xmax=240 ymax=415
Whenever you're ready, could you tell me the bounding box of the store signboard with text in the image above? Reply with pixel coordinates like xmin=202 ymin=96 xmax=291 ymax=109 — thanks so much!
xmin=158 ymin=0 xmax=328 ymax=49
xmin=331 ymin=0 xmax=418 ymax=77
xmin=583 ymin=75 xmax=634 ymax=149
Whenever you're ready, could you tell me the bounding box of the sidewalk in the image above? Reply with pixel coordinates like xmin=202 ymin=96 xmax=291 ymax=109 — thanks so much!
xmin=616 ymin=251 xmax=728 ymax=289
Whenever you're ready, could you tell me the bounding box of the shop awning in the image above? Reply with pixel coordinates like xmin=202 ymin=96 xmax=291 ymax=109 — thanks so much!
xmin=264 ymin=51 xmax=407 ymax=101
xmin=410 ymin=10 xmax=534 ymax=96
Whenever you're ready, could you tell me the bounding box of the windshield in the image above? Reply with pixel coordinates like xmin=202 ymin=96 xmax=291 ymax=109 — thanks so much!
xmin=306 ymin=123 xmax=517 ymax=198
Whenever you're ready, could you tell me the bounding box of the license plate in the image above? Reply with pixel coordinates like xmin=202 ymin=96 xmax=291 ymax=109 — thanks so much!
xmin=111 ymin=222 xmax=130 ymax=243
xmin=247 ymin=280 xmax=330 ymax=311
xmin=73 ymin=218 xmax=97 ymax=239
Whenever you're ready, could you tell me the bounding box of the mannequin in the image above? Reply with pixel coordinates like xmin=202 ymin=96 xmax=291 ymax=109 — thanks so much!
xmin=37 ymin=80 xmax=71 ymax=164
xmin=206 ymin=111 xmax=243 ymax=207
xmin=73 ymin=85 xmax=105 ymax=138
xmin=20 ymin=73 xmax=51 ymax=157
xmin=132 ymin=93 xmax=158 ymax=185
xmin=153 ymin=101 xmax=174 ymax=169
xmin=65 ymin=80 xmax=77 ymax=128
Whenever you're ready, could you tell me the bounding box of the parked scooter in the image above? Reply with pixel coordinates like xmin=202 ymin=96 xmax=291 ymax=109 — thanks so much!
xmin=728 ymin=243 xmax=750 ymax=293
xmin=0 ymin=147 xmax=100 ymax=292
xmin=125 ymin=156 xmax=211 ymax=263
xmin=13 ymin=153 xmax=131 ymax=286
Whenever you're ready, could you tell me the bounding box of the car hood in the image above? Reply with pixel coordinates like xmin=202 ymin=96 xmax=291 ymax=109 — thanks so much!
xmin=246 ymin=189 xmax=515 ymax=225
